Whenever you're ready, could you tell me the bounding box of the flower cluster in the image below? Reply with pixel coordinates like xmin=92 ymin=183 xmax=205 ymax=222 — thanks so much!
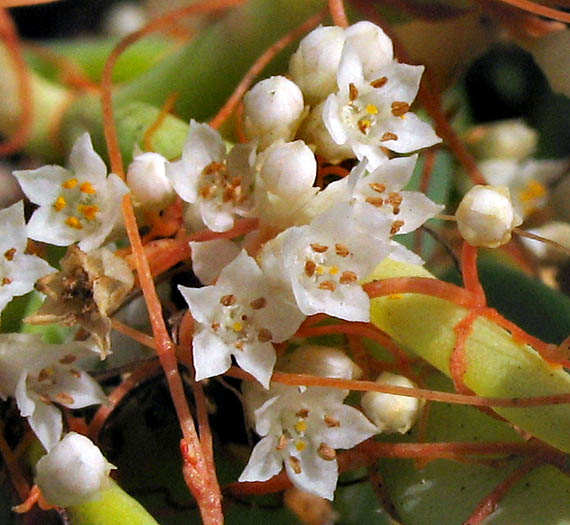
xmin=2 ymin=20 xmax=440 ymax=505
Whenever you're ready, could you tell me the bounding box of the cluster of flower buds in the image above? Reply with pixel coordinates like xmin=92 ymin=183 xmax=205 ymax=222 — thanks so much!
xmin=3 ymin=21 xmax=442 ymax=503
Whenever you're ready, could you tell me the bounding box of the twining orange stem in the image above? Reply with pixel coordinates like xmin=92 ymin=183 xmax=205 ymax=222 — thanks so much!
xmin=329 ymin=0 xmax=349 ymax=27
xmin=494 ymin=0 xmax=570 ymax=23
xmin=227 ymin=367 xmax=570 ymax=408
xmin=228 ymin=439 xmax=545 ymax=496
xmin=88 ymin=359 xmax=163 ymax=440
xmin=0 ymin=9 xmax=33 ymax=155
xmin=450 ymin=309 xmax=480 ymax=393
xmin=143 ymin=91 xmax=179 ymax=152
xmin=464 ymin=456 xmax=540 ymax=525
xmin=121 ymin=194 xmax=223 ymax=524
xmin=111 ymin=318 xmax=157 ymax=349
xmin=101 ymin=0 xmax=245 ymax=178
xmin=363 ymin=277 xmax=480 ymax=309
xmin=460 ymin=243 xmax=486 ymax=306
xmin=0 ymin=427 xmax=29 ymax=501
xmin=209 ymin=8 xmax=326 ymax=129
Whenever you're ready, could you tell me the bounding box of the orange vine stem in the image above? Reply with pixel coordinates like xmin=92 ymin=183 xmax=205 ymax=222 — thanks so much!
xmin=329 ymin=0 xmax=349 ymax=27
xmin=450 ymin=309 xmax=480 ymax=393
xmin=460 ymin=242 xmax=486 ymax=306
xmin=209 ymin=8 xmax=326 ymax=130
xmin=227 ymin=367 xmax=570 ymax=408
xmin=101 ymin=0 xmax=245 ymax=178
xmin=494 ymin=0 xmax=570 ymax=23
xmin=0 ymin=9 xmax=33 ymax=156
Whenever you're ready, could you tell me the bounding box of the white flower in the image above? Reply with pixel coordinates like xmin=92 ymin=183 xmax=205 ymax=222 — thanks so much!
xmin=190 ymin=238 xmax=241 ymax=285
xmin=360 ymin=371 xmax=424 ymax=434
xmin=267 ymin=203 xmax=391 ymax=322
xmin=168 ymin=121 xmax=256 ymax=232
xmin=480 ymin=158 xmax=567 ymax=217
xmin=0 ymin=201 xmax=55 ymax=313
xmin=178 ymin=250 xmax=305 ymax=387
xmin=126 ymin=151 xmax=174 ymax=212
xmin=14 ymin=133 xmax=129 ymax=252
xmin=239 ymin=381 xmax=377 ymax=500
xmin=35 ymin=432 xmax=115 ymax=507
xmin=321 ymin=43 xmax=440 ymax=168
xmin=289 ymin=26 xmax=346 ymax=105
xmin=456 ymin=185 xmax=522 ymax=248
xmin=243 ymin=76 xmax=305 ymax=150
xmin=0 ymin=333 xmax=106 ymax=451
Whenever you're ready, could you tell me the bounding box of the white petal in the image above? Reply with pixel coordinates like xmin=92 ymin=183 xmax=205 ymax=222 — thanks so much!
xmin=46 ymin=368 xmax=107 ymax=409
xmin=337 ymin=43 xmax=364 ymax=94
xmin=320 ymin=404 xmax=377 ymax=449
xmin=388 ymin=243 xmax=424 ymax=266
xmin=14 ymin=166 xmax=70 ymax=207
xmin=167 ymin=158 xmax=199 ymax=203
xmin=396 ymin=191 xmax=444 ymax=234
xmin=286 ymin=446 xmax=338 ymax=500
xmin=322 ymin=94 xmax=347 ymax=145
xmin=178 ymin=284 xmax=221 ymax=324
xmin=27 ymin=400 xmax=63 ymax=452
xmin=217 ymin=250 xmax=264 ymax=291
xmin=234 ymin=341 xmax=276 ymax=389
xmin=182 ymin=120 xmax=225 ymax=167
xmin=380 ymin=113 xmax=441 ymax=153
xmin=199 ymin=201 xmax=235 ymax=232
xmin=0 ymin=201 xmax=27 ymax=252
xmin=190 ymin=239 xmax=240 ymax=285
xmin=375 ymin=62 xmax=423 ymax=103
xmin=68 ymin=133 xmax=107 ymax=184
xmin=192 ymin=329 xmax=233 ymax=381
xmin=239 ymin=435 xmax=283 ymax=482
xmin=27 ymin=206 xmax=81 ymax=246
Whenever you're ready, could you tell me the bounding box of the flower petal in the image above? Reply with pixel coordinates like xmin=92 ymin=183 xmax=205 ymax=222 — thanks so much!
xmin=239 ymin=435 xmax=283 ymax=482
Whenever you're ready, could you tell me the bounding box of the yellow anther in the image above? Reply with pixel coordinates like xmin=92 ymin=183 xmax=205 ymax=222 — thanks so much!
xmin=65 ymin=216 xmax=83 ymax=230
xmin=62 ymin=178 xmax=78 ymax=189
xmin=358 ymin=119 xmax=372 ymax=134
xmin=53 ymin=196 xmax=67 ymax=212
xmin=315 ymin=266 xmax=325 ymax=276
xmin=295 ymin=440 xmax=306 ymax=452
xmin=79 ymin=181 xmax=96 ymax=194
xmin=329 ymin=265 xmax=339 ymax=275
xmin=366 ymin=104 xmax=379 ymax=115
xmin=294 ymin=420 xmax=307 ymax=434
xmin=78 ymin=204 xmax=99 ymax=221
xmin=232 ymin=321 xmax=243 ymax=332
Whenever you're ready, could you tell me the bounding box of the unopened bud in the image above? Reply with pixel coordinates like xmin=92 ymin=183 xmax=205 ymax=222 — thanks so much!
xmin=126 ymin=152 xmax=174 ymax=212
xmin=345 ymin=21 xmax=393 ymax=78
xmin=243 ymin=76 xmax=305 ymax=150
xmin=456 ymin=185 xmax=522 ymax=248
xmin=467 ymin=120 xmax=538 ymax=161
xmin=361 ymin=372 xmax=423 ymax=434
xmin=278 ymin=345 xmax=362 ymax=380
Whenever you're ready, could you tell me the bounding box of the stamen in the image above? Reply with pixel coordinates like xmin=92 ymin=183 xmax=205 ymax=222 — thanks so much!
xmin=220 ymin=294 xmax=236 ymax=306
xmin=366 ymin=197 xmax=384 ymax=207
xmin=324 ymin=415 xmax=340 ymax=427
xmin=369 ymin=182 xmax=386 ymax=193
xmin=381 ymin=132 xmax=398 ymax=142
xmin=358 ymin=118 xmax=372 ymax=134
xmin=234 ymin=341 xmax=244 ymax=350
xmin=203 ymin=161 xmax=226 ymax=175
xmin=391 ymin=102 xmax=410 ymax=117
xmin=294 ymin=420 xmax=307 ymax=433
xmin=311 ymin=243 xmax=328 ymax=253
xmin=62 ymin=178 xmax=78 ymax=189
xmin=348 ymin=83 xmax=358 ymax=101
xmin=211 ymin=322 xmax=220 ymax=332
xmin=388 ymin=193 xmax=403 ymax=207
xmin=58 ymin=354 xmax=76 ymax=364
xmin=289 ymin=455 xmax=302 ymax=474
xmin=390 ymin=220 xmax=405 ymax=235
xmin=250 ymin=297 xmax=267 ymax=310
xmin=295 ymin=440 xmax=306 ymax=451
xmin=258 ymin=328 xmax=273 ymax=342
xmin=79 ymin=182 xmax=96 ymax=194
xmin=78 ymin=204 xmax=99 ymax=221
xmin=276 ymin=434 xmax=288 ymax=450
xmin=55 ymin=392 xmax=75 ymax=405
xmin=318 ymin=280 xmax=337 ymax=291
xmin=38 ymin=368 xmax=50 ymax=382
xmin=199 ymin=184 xmax=216 ymax=200
xmin=232 ymin=321 xmax=244 ymax=332
xmin=296 ymin=408 xmax=309 ymax=418
xmin=53 ymin=196 xmax=67 ymax=212
xmin=1 ymin=277 xmax=12 ymax=286
xmin=370 ymin=76 xmax=388 ymax=88
xmin=39 ymin=394 xmax=52 ymax=405
xmin=305 ymin=260 xmax=316 ymax=277
xmin=68 ymin=368 xmax=81 ymax=378
xmin=329 ymin=265 xmax=339 ymax=275
xmin=335 ymin=243 xmax=350 ymax=257
xmin=317 ymin=442 xmax=336 ymax=461
xmin=315 ymin=266 xmax=325 ymax=276
xmin=65 ymin=216 xmax=83 ymax=230
xmin=340 ymin=271 xmax=358 ymax=284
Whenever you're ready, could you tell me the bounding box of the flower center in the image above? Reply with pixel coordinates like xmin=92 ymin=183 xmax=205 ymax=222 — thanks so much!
xmin=199 ymin=162 xmax=245 ymax=207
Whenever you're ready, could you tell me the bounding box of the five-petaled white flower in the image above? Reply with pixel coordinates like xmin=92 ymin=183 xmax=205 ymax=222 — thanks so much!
xmin=239 ymin=381 xmax=377 ymax=500
xmin=0 ymin=333 xmax=106 ymax=451
xmin=14 ymin=133 xmax=129 ymax=252
xmin=0 ymin=201 xmax=55 ymax=313
xmin=178 ymin=250 xmax=305 ymax=387
xmin=168 ymin=121 xmax=256 ymax=232
xmin=266 ymin=203 xmax=391 ymax=322
xmin=321 ymin=43 xmax=440 ymax=169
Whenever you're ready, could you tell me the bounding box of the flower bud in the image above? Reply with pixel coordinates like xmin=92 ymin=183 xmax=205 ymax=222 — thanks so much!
xmin=456 ymin=185 xmax=522 ymax=248
xmin=345 ymin=21 xmax=394 ymax=78
xmin=289 ymin=26 xmax=346 ymax=105
xmin=278 ymin=345 xmax=362 ymax=380
xmin=467 ymin=120 xmax=538 ymax=162
xmin=260 ymin=140 xmax=317 ymax=197
xmin=243 ymin=76 xmax=305 ymax=150
xmin=126 ymin=152 xmax=175 ymax=212
xmin=361 ymin=372 xmax=423 ymax=433
xmin=35 ymin=432 xmax=114 ymax=508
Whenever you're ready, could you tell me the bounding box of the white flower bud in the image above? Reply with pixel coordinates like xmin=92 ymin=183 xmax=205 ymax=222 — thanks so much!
xmin=35 ymin=433 xmax=114 ymax=508
xmin=243 ymin=76 xmax=305 ymax=150
xmin=361 ymin=372 xmax=423 ymax=434
xmin=345 ymin=21 xmax=394 ymax=78
xmin=278 ymin=344 xmax=362 ymax=379
xmin=260 ymin=140 xmax=316 ymax=197
xmin=289 ymin=26 xmax=346 ymax=105
xmin=126 ymin=152 xmax=175 ymax=212
xmin=467 ymin=120 xmax=538 ymax=162
xmin=456 ymin=185 xmax=522 ymax=248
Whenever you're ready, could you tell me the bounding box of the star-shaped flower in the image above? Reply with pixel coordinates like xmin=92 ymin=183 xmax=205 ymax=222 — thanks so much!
xmin=0 ymin=201 xmax=55 ymax=313
xmin=14 ymin=133 xmax=129 ymax=252
xmin=168 ymin=121 xmax=256 ymax=232
xmin=178 ymin=250 xmax=305 ymax=387
xmin=321 ymin=44 xmax=440 ymax=169
xmin=239 ymin=382 xmax=377 ymax=500
xmin=0 ymin=333 xmax=106 ymax=451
